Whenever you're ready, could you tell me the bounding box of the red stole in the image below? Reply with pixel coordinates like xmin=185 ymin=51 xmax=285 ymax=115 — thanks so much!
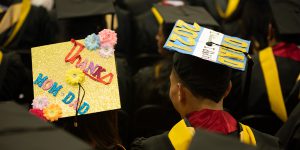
xmin=187 ymin=109 xmax=237 ymax=134
xmin=273 ymin=42 xmax=300 ymax=62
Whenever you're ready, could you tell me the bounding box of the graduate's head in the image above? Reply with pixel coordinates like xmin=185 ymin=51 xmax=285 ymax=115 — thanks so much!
xmin=169 ymin=53 xmax=232 ymax=116
xmin=152 ymin=4 xmax=219 ymax=56
xmin=241 ymin=0 xmax=272 ymax=51
xmin=242 ymin=0 xmax=300 ymax=52
xmin=268 ymin=0 xmax=300 ymax=45
xmin=156 ymin=23 xmax=175 ymax=56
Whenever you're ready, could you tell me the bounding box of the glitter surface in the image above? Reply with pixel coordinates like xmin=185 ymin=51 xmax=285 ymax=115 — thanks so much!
xmin=31 ymin=40 xmax=121 ymax=118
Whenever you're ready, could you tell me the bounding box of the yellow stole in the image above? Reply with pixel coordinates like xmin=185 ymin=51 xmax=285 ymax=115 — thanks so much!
xmin=0 ymin=0 xmax=31 ymax=47
xmin=259 ymin=47 xmax=287 ymax=122
xmin=216 ymin=0 xmax=240 ymax=19
xmin=0 ymin=50 xmax=3 ymax=64
xmin=151 ymin=7 xmax=163 ymax=25
xmin=168 ymin=119 xmax=256 ymax=150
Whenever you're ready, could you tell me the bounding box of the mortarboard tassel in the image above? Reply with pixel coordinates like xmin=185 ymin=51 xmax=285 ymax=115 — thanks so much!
xmin=74 ymin=83 xmax=86 ymax=127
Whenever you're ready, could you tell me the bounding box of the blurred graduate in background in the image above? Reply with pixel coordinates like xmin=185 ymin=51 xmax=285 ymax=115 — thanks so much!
xmin=133 ymin=3 xmax=219 ymax=110
xmin=227 ymin=0 xmax=300 ymax=135
xmin=0 ymin=0 xmax=58 ymax=103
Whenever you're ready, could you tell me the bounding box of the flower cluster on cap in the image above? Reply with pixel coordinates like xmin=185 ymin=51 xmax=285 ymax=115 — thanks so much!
xmin=84 ymin=29 xmax=117 ymax=58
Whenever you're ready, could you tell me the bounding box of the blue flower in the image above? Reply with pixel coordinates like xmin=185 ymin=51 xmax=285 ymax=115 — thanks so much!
xmin=84 ymin=33 xmax=100 ymax=50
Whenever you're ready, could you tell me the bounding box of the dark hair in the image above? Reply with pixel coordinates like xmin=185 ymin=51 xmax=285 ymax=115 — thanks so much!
xmin=241 ymin=0 xmax=272 ymax=50
xmin=162 ymin=23 xmax=175 ymax=40
xmin=172 ymin=53 xmax=231 ymax=103
xmin=56 ymin=110 xmax=122 ymax=150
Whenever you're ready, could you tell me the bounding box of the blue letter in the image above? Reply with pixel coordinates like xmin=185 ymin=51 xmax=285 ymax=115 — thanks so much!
xmin=78 ymin=102 xmax=90 ymax=115
xmin=48 ymin=82 xmax=63 ymax=97
xmin=33 ymin=73 xmax=48 ymax=87
xmin=62 ymin=91 xmax=75 ymax=104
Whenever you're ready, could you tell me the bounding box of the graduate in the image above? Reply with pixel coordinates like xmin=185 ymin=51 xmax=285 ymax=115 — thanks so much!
xmin=0 ymin=0 xmax=58 ymax=103
xmin=0 ymin=0 xmax=58 ymax=50
xmin=133 ymin=4 xmax=219 ymax=110
xmin=131 ymin=19 xmax=281 ymax=150
xmin=229 ymin=0 xmax=300 ymax=134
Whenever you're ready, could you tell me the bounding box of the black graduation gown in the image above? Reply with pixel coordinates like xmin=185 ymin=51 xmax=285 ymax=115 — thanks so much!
xmin=133 ymin=58 xmax=172 ymax=110
xmin=131 ymin=122 xmax=281 ymax=150
xmin=115 ymin=56 xmax=134 ymax=113
xmin=0 ymin=51 xmax=31 ymax=102
xmin=0 ymin=5 xmax=58 ymax=50
xmin=132 ymin=10 xmax=159 ymax=57
xmin=246 ymin=55 xmax=300 ymax=115
xmin=276 ymin=102 xmax=300 ymax=150
xmin=225 ymin=53 xmax=300 ymax=121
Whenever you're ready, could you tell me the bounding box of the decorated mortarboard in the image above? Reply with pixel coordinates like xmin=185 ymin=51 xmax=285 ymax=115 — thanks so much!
xmin=152 ymin=4 xmax=219 ymax=29
xmin=164 ymin=19 xmax=251 ymax=71
xmin=269 ymin=0 xmax=300 ymax=35
xmin=55 ymin=0 xmax=115 ymax=19
xmin=30 ymin=29 xmax=120 ymax=124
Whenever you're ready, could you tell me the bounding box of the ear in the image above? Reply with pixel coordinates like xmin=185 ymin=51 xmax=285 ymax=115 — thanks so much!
xmin=267 ymin=23 xmax=275 ymax=45
xmin=250 ymin=36 xmax=260 ymax=54
xmin=223 ymin=81 xmax=232 ymax=98
xmin=177 ymin=83 xmax=186 ymax=103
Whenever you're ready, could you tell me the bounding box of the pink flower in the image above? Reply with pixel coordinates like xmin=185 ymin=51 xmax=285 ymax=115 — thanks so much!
xmin=98 ymin=29 xmax=117 ymax=48
xmin=29 ymin=109 xmax=47 ymax=121
xmin=32 ymin=96 xmax=49 ymax=110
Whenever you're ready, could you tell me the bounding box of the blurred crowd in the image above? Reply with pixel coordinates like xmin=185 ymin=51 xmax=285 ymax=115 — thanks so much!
xmin=0 ymin=0 xmax=299 ymax=150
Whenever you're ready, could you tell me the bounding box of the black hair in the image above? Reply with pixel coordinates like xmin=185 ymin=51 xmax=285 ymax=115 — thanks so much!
xmin=172 ymin=53 xmax=232 ymax=103
xmin=162 ymin=23 xmax=176 ymax=40
xmin=241 ymin=0 xmax=272 ymax=50
xmin=55 ymin=110 xmax=122 ymax=150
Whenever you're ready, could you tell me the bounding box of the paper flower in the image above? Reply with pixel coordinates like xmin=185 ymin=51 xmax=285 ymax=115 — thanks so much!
xmin=84 ymin=33 xmax=100 ymax=50
xmin=98 ymin=29 xmax=117 ymax=48
xmin=43 ymin=104 xmax=62 ymax=122
xmin=32 ymin=96 xmax=49 ymax=110
xmin=99 ymin=46 xmax=115 ymax=58
xmin=29 ymin=109 xmax=47 ymax=121
xmin=65 ymin=68 xmax=85 ymax=85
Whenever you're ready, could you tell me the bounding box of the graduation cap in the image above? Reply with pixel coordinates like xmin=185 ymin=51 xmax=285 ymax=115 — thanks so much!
xmin=55 ymin=0 xmax=116 ymax=32
xmin=189 ymin=129 xmax=256 ymax=150
xmin=164 ymin=19 xmax=251 ymax=71
xmin=30 ymin=29 xmax=120 ymax=124
xmin=55 ymin=0 xmax=115 ymax=19
xmin=152 ymin=4 xmax=219 ymax=30
xmin=269 ymin=0 xmax=300 ymax=35
xmin=164 ymin=19 xmax=254 ymax=101
xmin=0 ymin=101 xmax=93 ymax=150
